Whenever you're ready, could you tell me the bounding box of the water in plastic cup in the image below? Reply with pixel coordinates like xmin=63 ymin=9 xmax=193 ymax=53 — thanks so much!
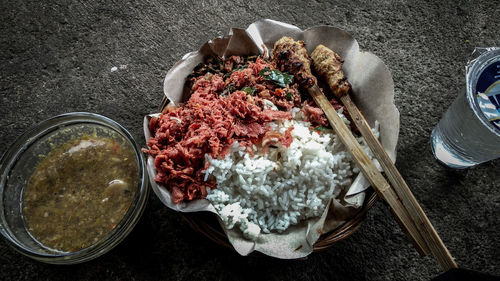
xmin=431 ymin=48 xmax=500 ymax=169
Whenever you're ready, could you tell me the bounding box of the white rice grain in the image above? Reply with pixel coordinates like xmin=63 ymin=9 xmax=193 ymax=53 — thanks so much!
xmin=205 ymin=109 xmax=377 ymax=240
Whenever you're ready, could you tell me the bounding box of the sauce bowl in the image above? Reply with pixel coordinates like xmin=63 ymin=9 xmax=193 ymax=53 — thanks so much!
xmin=0 ymin=112 xmax=148 ymax=264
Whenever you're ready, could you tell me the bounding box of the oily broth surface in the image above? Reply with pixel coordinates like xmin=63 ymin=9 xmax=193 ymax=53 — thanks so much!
xmin=22 ymin=135 xmax=138 ymax=252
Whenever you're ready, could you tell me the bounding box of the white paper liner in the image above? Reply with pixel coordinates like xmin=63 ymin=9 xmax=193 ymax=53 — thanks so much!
xmin=143 ymin=19 xmax=399 ymax=259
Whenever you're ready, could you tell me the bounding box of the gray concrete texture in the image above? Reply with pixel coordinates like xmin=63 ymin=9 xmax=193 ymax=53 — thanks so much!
xmin=0 ymin=0 xmax=498 ymax=280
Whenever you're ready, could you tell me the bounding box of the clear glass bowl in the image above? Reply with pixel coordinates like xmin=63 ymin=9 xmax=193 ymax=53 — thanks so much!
xmin=0 ymin=112 xmax=148 ymax=264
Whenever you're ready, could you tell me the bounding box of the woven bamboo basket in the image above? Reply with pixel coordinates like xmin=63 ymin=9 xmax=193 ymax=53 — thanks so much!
xmin=181 ymin=190 xmax=378 ymax=253
xmin=158 ymin=97 xmax=379 ymax=253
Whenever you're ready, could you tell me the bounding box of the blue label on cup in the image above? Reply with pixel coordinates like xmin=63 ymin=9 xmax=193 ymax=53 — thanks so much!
xmin=476 ymin=61 xmax=500 ymax=130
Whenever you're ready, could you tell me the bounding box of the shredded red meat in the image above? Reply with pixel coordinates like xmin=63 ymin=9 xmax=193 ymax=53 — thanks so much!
xmin=302 ymin=99 xmax=350 ymax=128
xmin=144 ymin=55 xmax=354 ymax=204
xmin=144 ymin=57 xmax=293 ymax=204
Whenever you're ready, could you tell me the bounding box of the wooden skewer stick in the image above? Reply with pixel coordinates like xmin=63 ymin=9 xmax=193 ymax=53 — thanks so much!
xmin=340 ymin=95 xmax=457 ymax=269
xmin=271 ymin=37 xmax=433 ymax=257
xmin=307 ymin=84 xmax=430 ymax=256
xmin=310 ymin=44 xmax=457 ymax=270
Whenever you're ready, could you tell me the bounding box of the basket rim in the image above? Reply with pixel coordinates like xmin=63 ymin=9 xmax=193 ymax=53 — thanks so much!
xmin=180 ymin=188 xmax=378 ymax=255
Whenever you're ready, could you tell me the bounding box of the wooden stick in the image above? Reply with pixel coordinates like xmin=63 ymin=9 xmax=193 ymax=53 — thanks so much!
xmin=272 ymin=37 xmax=453 ymax=269
xmin=308 ymin=84 xmax=431 ymax=256
xmin=340 ymin=94 xmax=458 ymax=270
xmin=308 ymin=43 xmax=457 ymax=270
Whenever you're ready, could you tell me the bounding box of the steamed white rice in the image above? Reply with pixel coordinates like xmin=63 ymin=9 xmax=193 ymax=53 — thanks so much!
xmin=203 ymin=107 xmax=378 ymax=240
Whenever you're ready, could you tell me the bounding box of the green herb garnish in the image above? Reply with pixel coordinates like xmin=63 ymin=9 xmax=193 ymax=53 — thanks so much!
xmin=234 ymin=65 xmax=248 ymax=71
xmin=206 ymin=66 xmax=218 ymax=73
xmin=314 ymin=126 xmax=330 ymax=132
xmin=259 ymin=67 xmax=293 ymax=88
xmin=242 ymin=87 xmax=256 ymax=95
xmin=286 ymin=92 xmax=293 ymax=100
xmin=213 ymin=57 xmax=223 ymax=68
xmin=221 ymin=84 xmax=236 ymax=96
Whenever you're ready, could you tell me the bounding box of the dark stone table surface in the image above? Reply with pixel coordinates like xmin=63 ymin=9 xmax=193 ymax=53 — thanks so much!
xmin=0 ymin=1 xmax=498 ymax=280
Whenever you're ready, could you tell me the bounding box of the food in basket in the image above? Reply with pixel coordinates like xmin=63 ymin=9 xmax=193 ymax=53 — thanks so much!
xmin=310 ymin=44 xmax=351 ymax=98
xmin=144 ymin=37 xmax=377 ymax=239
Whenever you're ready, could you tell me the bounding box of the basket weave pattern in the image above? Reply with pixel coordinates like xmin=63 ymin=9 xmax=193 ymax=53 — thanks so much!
xmin=181 ymin=190 xmax=378 ymax=252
